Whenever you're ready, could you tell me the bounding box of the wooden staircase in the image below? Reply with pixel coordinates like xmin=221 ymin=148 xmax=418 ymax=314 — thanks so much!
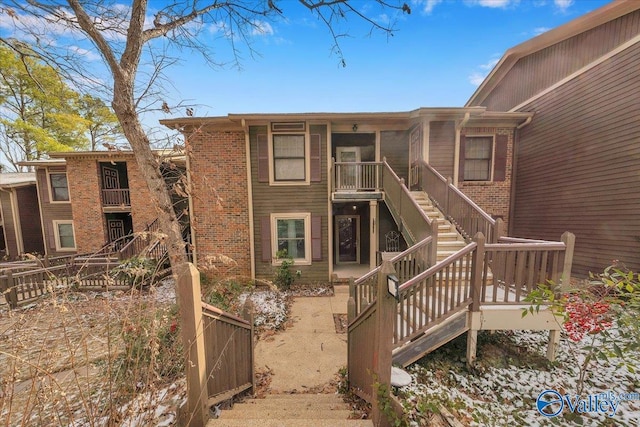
xmin=207 ymin=394 xmax=373 ymax=427
xmin=409 ymin=191 xmax=466 ymax=261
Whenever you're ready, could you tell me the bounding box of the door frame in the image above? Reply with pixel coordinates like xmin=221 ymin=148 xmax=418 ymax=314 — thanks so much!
xmin=334 ymin=215 xmax=360 ymax=264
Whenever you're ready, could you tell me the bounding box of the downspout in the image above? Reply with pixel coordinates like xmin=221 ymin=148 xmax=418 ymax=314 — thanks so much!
xmin=453 ymin=112 xmax=471 ymax=187
xmin=242 ymin=118 xmax=256 ymax=280
xmin=508 ymin=115 xmax=533 ymax=236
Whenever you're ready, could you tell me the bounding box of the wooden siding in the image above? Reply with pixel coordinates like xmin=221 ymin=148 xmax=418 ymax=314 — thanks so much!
xmin=16 ymin=186 xmax=44 ymax=254
xmin=480 ymin=9 xmax=640 ymax=111
xmin=511 ymin=40 xmax=640 ymax=276
xmin=36 ymin=169 xmax=75 ymax=257
xmin=250 ymin=125 xmax=330 ymax=282
xmin=380 ymin=130 xmax=409 ymax=182
xmin=428 ymin=121 xmax=455 ymax=180
xmin=0 ymin=192 xmax=17 ymax=257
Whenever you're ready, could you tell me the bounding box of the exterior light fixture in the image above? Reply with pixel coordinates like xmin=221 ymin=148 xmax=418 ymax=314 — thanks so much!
xmin=352 ymin=124 xmax=358 ymax=132
xmin=387 ymin=274 xmax=399 ymax=301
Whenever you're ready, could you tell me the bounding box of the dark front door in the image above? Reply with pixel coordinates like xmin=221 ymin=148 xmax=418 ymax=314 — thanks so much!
xmin=107 ymin=219 xmax=125 ymax=243
xmin=102 ymin=166 xmax=120 ymax=189
xmin=336 ymin=215 xmax=359 ymax=263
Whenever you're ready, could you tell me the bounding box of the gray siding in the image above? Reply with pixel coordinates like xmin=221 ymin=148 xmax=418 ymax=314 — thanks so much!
xmin=250 ymin=125 xmax=330 ymax=282
xmin=480 ymin=9 xmax=640 ymax=111
xmin=429 ymin=121 xmax=455 ymax=180
xmin=36 ymin=168 xmax=75 ymax=256
xmin=511 ymin=40 xmax=640 ymax=276
xmin=380 ymin=130 xmax=409 ymax=181
xmin=0 ymin=192 xmax=17 ymax=257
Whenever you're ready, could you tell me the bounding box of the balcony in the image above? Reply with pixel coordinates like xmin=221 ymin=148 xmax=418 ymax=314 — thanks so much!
xmin=102 ymin=188 xmax=131 ymax=210
xmin=332 ymin=162 xmax=384 ymax=201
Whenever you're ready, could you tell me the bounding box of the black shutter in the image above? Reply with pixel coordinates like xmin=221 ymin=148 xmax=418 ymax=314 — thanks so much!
xmin=493 ymin=134 xmax=508 ymax=182
xmin=458 ymin=135 xmax=466 ymax=182
xmin=257 ymin=134 xmax=269 ymax=183
xmin=261 ymin=216 xmax=271 ymax=262
xmin=311 ymin=215 xmax=322 ymax=261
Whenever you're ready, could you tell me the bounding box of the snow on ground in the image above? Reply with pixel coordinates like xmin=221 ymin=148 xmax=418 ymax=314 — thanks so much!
xmin=398 ymin=324 xmax=640 ymax=426
xmin=238 ymin=290 xmax=288 ymax=331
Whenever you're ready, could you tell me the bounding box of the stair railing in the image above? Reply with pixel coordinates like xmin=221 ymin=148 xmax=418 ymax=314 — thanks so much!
xmin=118 ymin=218 xmax=160 ymax=260
xmin=350 ymin=235 xmax=435 ymax=319
xmin=419 ymin=160 xmax=501 ymax=243
xmin=381 ymin=159 xmax=438 ymax=245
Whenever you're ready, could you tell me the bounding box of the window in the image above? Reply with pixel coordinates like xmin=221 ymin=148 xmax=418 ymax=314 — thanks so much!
xmin=53 ymin=221 xmax=76 ymax=251
xmin=273 ymin=135 xmax=306 ymax=181
xmin=271 ymin=213 xmax=311 ymax=264
xmin=464 ymin=136 xmax=493 ymax=181
xmin=49 ymin=173 xmax=70 ymax=201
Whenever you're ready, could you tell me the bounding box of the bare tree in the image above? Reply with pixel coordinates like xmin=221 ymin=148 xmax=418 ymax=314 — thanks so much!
xmin=0 ymin=0 xmax=409 ymax=421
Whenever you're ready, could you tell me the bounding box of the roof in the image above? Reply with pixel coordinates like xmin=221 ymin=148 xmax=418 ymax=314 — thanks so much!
xmin=160 ymin=107 xmax=532 ymax=130
xmin=466 ymin=0 xmax=640 ymax=107
xmin=0 ymin=173 xmax=36 ymax=188
xmin=48 ymin=149 xmax=185 ymax=161
xmin=18 ymin=159 xmax=67 ymax=167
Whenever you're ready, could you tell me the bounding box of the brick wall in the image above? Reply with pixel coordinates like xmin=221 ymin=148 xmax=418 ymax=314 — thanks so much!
xmin=188 ymin=131 xmax=251 ymax=277
xmin=67 ymin=155 xmax=160 ymax=254
xmin=66 ymin=158 xmax=104 ymax=253
xmin=459 ymin=128 xmax=513 ymax=230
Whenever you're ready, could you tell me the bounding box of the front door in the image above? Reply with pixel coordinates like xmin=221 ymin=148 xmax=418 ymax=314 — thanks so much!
xmin=336 ymin=147 xmax=361 ymax=190
xmin=107 ymin=219 xmax=125 ymax=243
xmin=335 ymin=215 xmax=360 ymax=264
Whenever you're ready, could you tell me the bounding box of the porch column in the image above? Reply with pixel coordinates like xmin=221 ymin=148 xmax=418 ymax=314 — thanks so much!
xmin=370 ymin=200 xmax=378 ymax=268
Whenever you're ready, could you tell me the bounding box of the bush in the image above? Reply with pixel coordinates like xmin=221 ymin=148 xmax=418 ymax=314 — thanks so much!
xmin=111 ymin=256 xmax=158 ymax=288
xmin=274 ymin=249 xmax=300 ymax=291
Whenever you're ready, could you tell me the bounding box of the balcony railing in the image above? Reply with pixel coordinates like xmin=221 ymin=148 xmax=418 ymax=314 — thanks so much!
xmin=333 ymin=162 xmax=383 ymax=192
xmin=102 ymin=189 xmax=131 ymax=207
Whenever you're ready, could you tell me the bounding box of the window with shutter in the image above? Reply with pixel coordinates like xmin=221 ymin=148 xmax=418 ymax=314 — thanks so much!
xmin=269 ymin=213 xmax=312 ymax=265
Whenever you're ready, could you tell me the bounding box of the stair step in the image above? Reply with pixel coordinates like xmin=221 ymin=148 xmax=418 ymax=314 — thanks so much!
xmin=219 ymin=408 xmax=353 ymax=420
xmin=208 ymin=420 xmax=374 ymax=427
xmin=232 ymin=400 xmax=348 ymax=411
xmin=262 ymin=393 xmax=345 ymax=402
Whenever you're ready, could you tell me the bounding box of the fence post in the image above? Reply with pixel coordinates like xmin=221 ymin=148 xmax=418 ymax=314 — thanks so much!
xmin=348 ymin=277 xmax=356 ymax=322
xmin=494 ymin=218 xmax=505 ymax=243
xmin=6 ymin=270 xmax=17 ymax=309
xmin=242 ymin=300 xmax=256 ymax=396
xmin=372 ymin=261 xmax=396 ymax=427
xmin=429 ymin=221 xmax=438 ymax=267
xmin=560 ymin=232 xmax=575 ymax=288
xmin=177 ymin=263 xmax=207 ymax=427
xmin=466 ymin=233 xmax=485 ymax=368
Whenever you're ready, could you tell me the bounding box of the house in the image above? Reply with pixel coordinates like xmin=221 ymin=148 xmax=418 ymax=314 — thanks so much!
xmin=41 ymin=151 xmax=187 ymax=256
xmin=19 ymin=151 xmax=187 ymax=260
xmin=161 ymin=109 xmax=532 ymax=282
xmin=18 ymin=159 xmax=77 ymax=257
xmin=0 ymin=173 xmax=44 ymax=258
xmin=466 ymin=0 xmax=640 ymax=276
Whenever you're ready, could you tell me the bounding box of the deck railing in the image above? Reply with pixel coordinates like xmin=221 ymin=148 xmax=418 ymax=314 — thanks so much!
xmin=333 ymin=161 xmax=383 ymax=192
xmin=420 ymin=161 xmax=501 ymax=243
xmin=102 ymin=188 xmax=131 ymax=206
xmin=201 ymin=301 xmax=255 ymax=404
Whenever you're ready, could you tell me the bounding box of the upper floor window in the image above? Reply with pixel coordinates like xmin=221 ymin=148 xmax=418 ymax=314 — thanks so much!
xmin=463 ymin=136 xmax=493 ymax=181
xmin=273 ymin=135 xmax=306 ymax=181
xmin=49 ymin=172 xmax=70 ymax=201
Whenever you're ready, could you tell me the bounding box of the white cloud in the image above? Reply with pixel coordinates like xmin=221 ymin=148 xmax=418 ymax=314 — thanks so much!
xmin=413 ymin=0 xmax=443 ymax=14
xmin=465 ymin=0 xmax=520 ymax=8
xmin=251 ymin=20 xmax=274 ymax=37
xmin=533 ymin=26 xmax=550 ymax=36
xmin=469 ymin=57 xmax=500 ymax=86
xmin=554 ymin=0 xmax=574 ymax=11
xmin=68 ymin=46 xmax=101 ymax=62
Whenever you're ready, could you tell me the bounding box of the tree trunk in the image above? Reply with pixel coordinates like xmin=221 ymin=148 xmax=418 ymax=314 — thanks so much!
xmin=111 ymin=79 xmax=188 ymax=292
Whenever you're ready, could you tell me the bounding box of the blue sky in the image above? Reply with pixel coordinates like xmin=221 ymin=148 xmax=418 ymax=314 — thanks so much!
xmin=0 ymin=0 xmax=613 ymax=127
xmin=158 ymin=0 xmax=612 ymax=119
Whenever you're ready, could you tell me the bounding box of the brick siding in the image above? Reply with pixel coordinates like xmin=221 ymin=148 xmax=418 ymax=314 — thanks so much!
xmin=188 ymin=131 xmax=251 ymax=277
xmin=459 ymin=128 xmax=514 ymax=230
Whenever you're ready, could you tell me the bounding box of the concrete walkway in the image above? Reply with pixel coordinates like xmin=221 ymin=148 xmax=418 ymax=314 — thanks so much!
xmin=255 ymin=285 xmax=349 ymax=393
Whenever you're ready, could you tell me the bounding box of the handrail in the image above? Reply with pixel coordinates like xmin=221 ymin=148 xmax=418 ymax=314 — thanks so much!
xmin=333 ymin=161 xmax=383 ymax=191
xmin=419 ymin=160 xmax=497 ymax=242
xmin=382 ymin=160 xmax=434 ymax=244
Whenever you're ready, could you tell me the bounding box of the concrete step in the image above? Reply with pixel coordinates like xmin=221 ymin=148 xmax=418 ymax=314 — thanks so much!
xmin=208 ymin=394 xmax=370 ymax=426
xmin=208 ymin=420 xmax=374 ymax=427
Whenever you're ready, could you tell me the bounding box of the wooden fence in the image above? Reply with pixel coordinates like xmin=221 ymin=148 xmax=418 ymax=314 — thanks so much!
xmin=201 ymin=301 xmax=255 ymax=405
